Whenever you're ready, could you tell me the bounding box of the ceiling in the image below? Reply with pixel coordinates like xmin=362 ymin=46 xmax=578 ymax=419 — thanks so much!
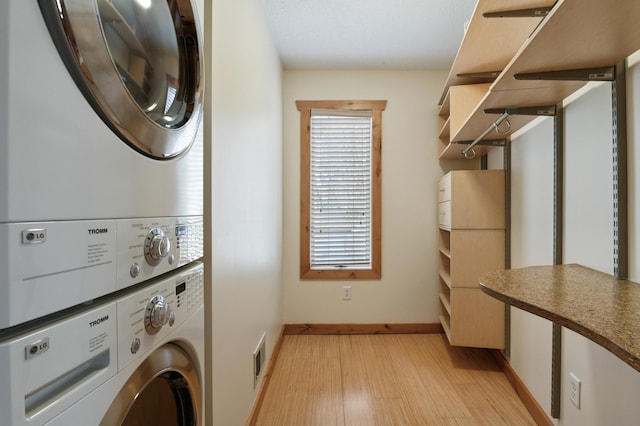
xmin=262 ymin=0 xmax=477 ymax=70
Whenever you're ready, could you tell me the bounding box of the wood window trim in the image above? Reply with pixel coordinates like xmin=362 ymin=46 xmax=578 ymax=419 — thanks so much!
xmin=296 ymin=100 xmax=387 ymax=280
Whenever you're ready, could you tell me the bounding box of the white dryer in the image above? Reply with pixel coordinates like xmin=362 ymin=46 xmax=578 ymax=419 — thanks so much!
xmin=1 ymin=0 xmax=205 ymax=221
xmin=0 ymin=0 xmax=206 ymax=329
xmin=0 ymin=262 xmax=205 ymax=426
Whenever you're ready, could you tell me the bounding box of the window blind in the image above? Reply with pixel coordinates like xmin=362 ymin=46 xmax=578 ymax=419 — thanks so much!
xmin=310 ymin=109 xmax=373 ymax=270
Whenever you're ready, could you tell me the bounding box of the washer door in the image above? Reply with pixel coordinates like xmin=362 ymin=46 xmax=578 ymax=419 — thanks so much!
xmin=38 ymin=0 xmax=204 ymax=159
xmin=101 ymin=343 xmax=202 ymax=425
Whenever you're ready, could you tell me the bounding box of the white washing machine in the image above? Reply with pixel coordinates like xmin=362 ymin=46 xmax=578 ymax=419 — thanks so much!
xmin=0 ymin=262 xmax=205 ymax=426
xmin=0 ymin=0 xmax=206 ymax=329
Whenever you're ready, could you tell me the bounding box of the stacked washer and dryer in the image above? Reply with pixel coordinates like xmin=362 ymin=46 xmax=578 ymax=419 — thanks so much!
xmin=1 ymin=0 xmax=206 ymax=424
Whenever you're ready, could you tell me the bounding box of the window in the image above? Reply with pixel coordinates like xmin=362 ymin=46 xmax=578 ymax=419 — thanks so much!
xmin=296 ymin=100 xmax=387 ymax=279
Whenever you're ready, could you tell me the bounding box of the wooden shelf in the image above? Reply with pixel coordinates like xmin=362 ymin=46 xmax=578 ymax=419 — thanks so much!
xmin=439 ymin=269 xmax=452 ymax=288
xmin=438 ymin=91 xmax=450 ymax=117
xmin=438 ymin=0 xmax=557 ymax=106
xmin=439 ymin=314 xmax=452 ymax=342
xmin=479 ymin=264 xmax=640 ymax=373
xmin=439 ymin=291 xmax=451 ymax=316
xmin=438 ymin=117 xmax=450 ymax=139
xmin=437 ymin=0 xmax=640 ymax=160
xmin=438 ymin=228 xmax=451 ymax=254
xmin=493 ymin=0 xmax=640 ymax=92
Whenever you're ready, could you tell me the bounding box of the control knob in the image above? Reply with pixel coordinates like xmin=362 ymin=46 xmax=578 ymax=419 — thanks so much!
xmin=144 ymin=228 xmax=170 ymax=266
xmin=144 ymin=295 xmax=171 ymax=335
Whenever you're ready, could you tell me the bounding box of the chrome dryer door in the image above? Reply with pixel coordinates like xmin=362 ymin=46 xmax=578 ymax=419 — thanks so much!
xmin=38 ymin=0 xmax=204 ymax=159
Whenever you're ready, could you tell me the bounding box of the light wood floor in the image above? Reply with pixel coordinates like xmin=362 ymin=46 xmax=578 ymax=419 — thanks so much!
xmin=253 ymin=334 xmax=536 ymax=425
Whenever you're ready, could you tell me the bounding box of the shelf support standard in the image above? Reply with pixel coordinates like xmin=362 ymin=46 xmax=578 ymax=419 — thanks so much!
xmin=551 ymin=103 xmax=564 ymax=419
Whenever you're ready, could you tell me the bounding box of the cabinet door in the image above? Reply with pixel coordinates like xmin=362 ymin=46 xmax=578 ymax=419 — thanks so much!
xmin=450 ymin=230 xmax=505 ymax=288
xmin=449 ymin=170 xmax=505 ymax=229
xmin=449 ymin=288 xmax=505 ymax=349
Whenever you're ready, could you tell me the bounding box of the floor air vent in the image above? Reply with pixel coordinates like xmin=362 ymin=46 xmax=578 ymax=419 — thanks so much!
xmin=253 ymin=332 xmax=266 ymax=388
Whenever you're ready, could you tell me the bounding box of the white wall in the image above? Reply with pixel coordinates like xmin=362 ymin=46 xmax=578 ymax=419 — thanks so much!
xmin=282 ymin=70 xmax=475 ymax=324
xmin=205 ymin=0 xmax=283 ymax=424
xmin=502 ymin=116 xmax=556 ymax=418
xmin=509 ymin=58 xmax=640 ymax=425
xmin=563 ymin=83 xmax=614 ymax=274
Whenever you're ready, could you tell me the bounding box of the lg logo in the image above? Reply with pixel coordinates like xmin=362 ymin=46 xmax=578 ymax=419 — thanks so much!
xmin=22 ymin=229 xmax=47 ymax=244
xmin=25 ymin=231 xmax=45 ymax=241
xmin=25 ymin=337 xmax=50 ymax=360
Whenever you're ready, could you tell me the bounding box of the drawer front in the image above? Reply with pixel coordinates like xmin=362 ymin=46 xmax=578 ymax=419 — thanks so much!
xmin=438 ymin=201 xmax=451 ymax=228
xmin=438 ymin=174 xmax=451 ymax=202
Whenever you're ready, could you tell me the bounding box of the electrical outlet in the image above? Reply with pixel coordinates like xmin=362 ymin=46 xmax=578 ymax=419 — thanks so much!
xmin=569 ymin=372 xmax=581 ymax=409
xmin=343 ymin=286 xmax=352 ymax=300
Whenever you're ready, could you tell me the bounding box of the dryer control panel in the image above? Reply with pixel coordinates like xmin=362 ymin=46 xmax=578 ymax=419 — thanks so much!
xmin=116 ymin=216 xmax=203 ymax=289
xmin=0 ymin=216 xmax=203 ymax=331
xmin=0 ymin=220 xmax=118 ymax=330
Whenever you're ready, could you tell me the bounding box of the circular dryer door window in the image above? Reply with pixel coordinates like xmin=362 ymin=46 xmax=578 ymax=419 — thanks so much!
xmin=101 ymin=344 xmax=202 ymax=425
xmin=38 ymin=0 xmax=204 ymax=159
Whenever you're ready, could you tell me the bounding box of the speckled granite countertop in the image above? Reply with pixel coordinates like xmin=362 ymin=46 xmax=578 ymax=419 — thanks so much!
xmin=478 ymin=264 xmax=640 ymax=372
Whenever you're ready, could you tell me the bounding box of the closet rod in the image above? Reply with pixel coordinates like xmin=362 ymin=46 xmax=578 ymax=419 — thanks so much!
xmin=461 ymin=112 xmax=510 ymax=159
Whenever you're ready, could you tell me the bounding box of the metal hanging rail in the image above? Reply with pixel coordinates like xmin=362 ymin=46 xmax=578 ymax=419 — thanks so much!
xmin=460 ymin=112 xmax=510 ymax=159
xmin=461 ymin=106 xmax=556 ymax=159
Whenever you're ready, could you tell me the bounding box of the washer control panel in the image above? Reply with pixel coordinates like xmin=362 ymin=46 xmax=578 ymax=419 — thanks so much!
xmin=144 ymin=294 xmax=171 ymax=334
xmin=117 ymin=262 xmax=204 ymax=371
xmin=0 ymin=301 xmax=118 ymax=426
xmin=116 ymin=216 xmax=203 ymax=289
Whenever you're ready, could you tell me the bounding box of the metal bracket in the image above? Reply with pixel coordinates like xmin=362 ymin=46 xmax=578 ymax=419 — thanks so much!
xmin=456 ymin=139 xmax=507 ymax=147
xmin=456 ymin=71 xmax=502 ymax=79
xmin=515 ymin=66 xmax=616 ymax=81
xmin=484 ymin=105 xmax=557 ymax=116
xmin=483 ymin=7 xmax=553 ymax=18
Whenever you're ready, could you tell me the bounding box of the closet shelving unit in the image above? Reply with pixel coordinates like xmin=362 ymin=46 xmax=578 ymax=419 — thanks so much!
xmin=438 ymin=170 xmax=506 ymax=349
xmin=437 ymin=0 xmax=640 ymax=419
xmin=438 ymin=0 xmax=640 ymax=160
